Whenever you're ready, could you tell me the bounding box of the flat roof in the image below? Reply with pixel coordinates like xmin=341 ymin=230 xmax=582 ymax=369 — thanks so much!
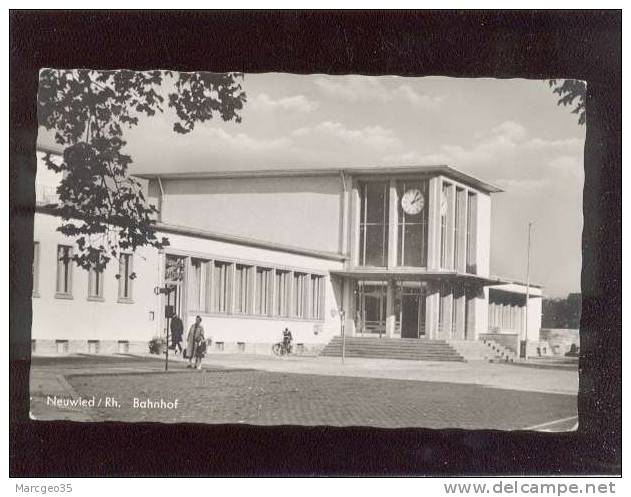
xmin=36 ymin=144 xmax=503 ymax=194
xmin=134 ymin=165 xmax=503 ymax=194
xmin=489 ymin=275 xmax=544 ymax=289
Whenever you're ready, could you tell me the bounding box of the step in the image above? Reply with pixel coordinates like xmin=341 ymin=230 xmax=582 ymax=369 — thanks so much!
xmin=320 ymin=353 xmax=464 ymax=359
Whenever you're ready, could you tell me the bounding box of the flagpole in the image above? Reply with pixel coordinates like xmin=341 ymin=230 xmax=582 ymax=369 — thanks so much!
xmin=523 ymin=221 xmax=533 ymax=359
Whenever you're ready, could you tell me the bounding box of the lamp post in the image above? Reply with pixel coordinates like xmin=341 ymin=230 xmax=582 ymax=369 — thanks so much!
xmin=523 ymin=222 xmax=533 ymax=359
xmin=155 ymin=284 xmax=176 ymax=371
xmin=339 ymin=308 xmax=346 ymax=364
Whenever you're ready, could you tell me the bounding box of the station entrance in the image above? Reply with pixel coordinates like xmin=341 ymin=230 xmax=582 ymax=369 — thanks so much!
xmin=354 ymin=280 xmax=429 ymax=339
xmin=396 ymin=282 xmax=428 ymax=339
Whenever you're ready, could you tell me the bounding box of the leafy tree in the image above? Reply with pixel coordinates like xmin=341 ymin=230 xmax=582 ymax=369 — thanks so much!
xmin=548 ymin=79 xmax=586 ymax=125
xmin=37 ymin=69 xmax=246 ymax=272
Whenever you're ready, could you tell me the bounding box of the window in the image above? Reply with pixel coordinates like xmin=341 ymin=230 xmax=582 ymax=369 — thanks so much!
xmin=237 ymin=342 xmax=246 ymax=353
xmin=255 ymin=267 xmax=273 ymax=316
xmin=87 ymin=340 xmax=100 ymax=354
xmin=190 ymin=258 xmax=203 ymax=311
xmin=275 ymin=269 xmax=291 ymax=317
xmin=88 ymin=267 xmax=104 ymax=300
xmin=212 ymin=261 xmax=231 ymax=313
xmin=56 ymin=339 xmax=69 ymax=354
xmin=466 ymin=192 xmax=477 ymax=273
xmin=234 ymin=264 xmax=252 ymax=314
xmin=191 ymin=258 xmax=212 ymax=312
xmin=310 ymin=275 xmax=324 ymax=320
xmin=359 ymin=181 xmax=389 ymax=266
xmin=55 ymin=245 xmax=73 ymax=297
xmin=118 ymin=253 xmax=134 ymax=301
xmin=292 ymin=272 xmax=309 ymax=318
xmin=396 ymin=180 xmax=429 ymax=267
xmin=215 ymin=341 xmax=224 ymax=351
xmin=32 ymin=242 xmax=40 ymax=296
xmin=117 ymin=340 xmax=130 ymax=354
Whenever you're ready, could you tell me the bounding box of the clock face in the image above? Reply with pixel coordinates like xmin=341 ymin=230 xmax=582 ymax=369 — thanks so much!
xmin=401 ymin=189 xmax=424 ymax=215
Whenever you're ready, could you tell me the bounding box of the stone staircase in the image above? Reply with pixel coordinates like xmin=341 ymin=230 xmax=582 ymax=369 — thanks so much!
xmin=447 ymin=340 xmax=499 ymax=362
xmin=319 ymin=336 xmax=465 ymax=362
xmin=478 ymin=337 xmax=520 ymax=363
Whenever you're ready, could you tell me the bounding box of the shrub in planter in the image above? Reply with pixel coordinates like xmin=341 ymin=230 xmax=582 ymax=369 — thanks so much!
xmin=149 ymin=336 xmax=165 ymax=355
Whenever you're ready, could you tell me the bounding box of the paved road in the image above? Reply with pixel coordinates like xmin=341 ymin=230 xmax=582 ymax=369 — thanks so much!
xmin=30 ymin=355 xmax=577 ymax=430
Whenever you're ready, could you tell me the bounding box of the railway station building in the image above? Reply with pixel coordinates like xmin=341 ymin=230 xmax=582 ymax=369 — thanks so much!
xmin=31 ymin=147 xmax=543 ymax=359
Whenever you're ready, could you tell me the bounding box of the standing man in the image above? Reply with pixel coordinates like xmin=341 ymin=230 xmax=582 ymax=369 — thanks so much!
xmin=282 ymin=327 xmax=293 ymax=354
xmin=187 ymin=316 xmax=205 ymax=370
xmin=170 ymin=314 xmax=184 ymax=356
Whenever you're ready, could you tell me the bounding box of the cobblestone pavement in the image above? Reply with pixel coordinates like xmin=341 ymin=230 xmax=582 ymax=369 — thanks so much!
xmin=30 ymin=355 xmax=577 ymax=430
xmin=199 ymin=353 xmax=578 ymax=395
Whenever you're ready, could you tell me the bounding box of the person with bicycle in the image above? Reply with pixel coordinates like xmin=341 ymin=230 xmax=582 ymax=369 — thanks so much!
xmin=282 ymin=327 xmax=293 ymax=354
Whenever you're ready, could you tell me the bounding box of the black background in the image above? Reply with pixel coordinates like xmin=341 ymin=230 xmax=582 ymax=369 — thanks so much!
xmin=9 ymin=10 xmax=621 ymax=476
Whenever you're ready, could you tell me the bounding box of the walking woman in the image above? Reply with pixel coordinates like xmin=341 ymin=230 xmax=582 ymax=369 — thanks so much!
xmin=186 ymin=315 xmax=205 ymax=370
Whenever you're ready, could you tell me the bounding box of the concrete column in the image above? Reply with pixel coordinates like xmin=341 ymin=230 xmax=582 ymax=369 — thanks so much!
xmin=425 ymin=283 xmax=440 ymax=339
xmin=474 ymin=287 xmax=490 ymax=336
xmin=446 ymin=183 xmax=456 ymax=270
xmin=465 ymin=289 xmax=476 ymax=340
xmin=388 ymin=180 xmax=398 ymax=268
xmin=342 ymin=278 xmax=356 ymax=336
xmin=454 ymin=286 xmax=466 ymax=339
xmin=427 ymin=177 xmax=441 ymax=270
xmin=456 ymin=188 xmax=468 ymax=273
xmin=339 ymin=173 xmax=350 ymax=256
xmin=350 ymin=182 xmax=361 ymax=268
xmin=441 ymin=290 xmax=453 ymax=339
xmin=385 ymin=280 xmax=396 ymax=337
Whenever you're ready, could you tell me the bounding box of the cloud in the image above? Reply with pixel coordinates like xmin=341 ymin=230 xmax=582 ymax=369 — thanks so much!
xmin=203 ymin=128 xmax=291 ymax=152
xmin=381 ymin=120 xmax=584 ymax=192
xmin=291 ymin=121 xmax=401 ymax=149
xmin=394 ymin=84 xmax=444 ymax=108
xmin=490 ymin=121 xmax=528 ymax=142
xmin=314 ymin=76 xmax=442 ymax=108
xmin=493 ymin=178 xmax=551 ymax=194
xmin=249 ymin=93 xmax=318 ymax=113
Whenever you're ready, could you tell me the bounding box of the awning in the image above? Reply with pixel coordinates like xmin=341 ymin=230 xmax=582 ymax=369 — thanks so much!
xmin=330 ymin=269 xmax=508 ymax=286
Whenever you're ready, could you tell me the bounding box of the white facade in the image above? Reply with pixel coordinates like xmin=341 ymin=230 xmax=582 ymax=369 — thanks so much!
xmin=31 ymin=212 xmax=346 ymax=355
xmin=31 ymin=150 xmax=544 ymax=356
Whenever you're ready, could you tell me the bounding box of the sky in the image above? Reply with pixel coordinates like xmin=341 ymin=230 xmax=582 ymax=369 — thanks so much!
xmin=38 ymin=73 xmax=585 ymax=297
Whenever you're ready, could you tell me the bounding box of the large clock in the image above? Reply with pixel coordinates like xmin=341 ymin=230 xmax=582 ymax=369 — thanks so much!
xmin=401 ymin=188 xmax=424 ymax=215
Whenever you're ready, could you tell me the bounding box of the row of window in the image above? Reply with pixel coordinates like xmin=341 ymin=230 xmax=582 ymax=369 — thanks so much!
xmin=189 ymin=257 xmax=326 ymax=321
xmin=488 ymin=302 xmax=525 ymax=332
xmin=33 ymin=339 xmax=130 ymax=354
xmin=439 ymin=183 xmax=477 ymax=273
xmin=34 ymin=339 xmax=307 ymax=355
xmin=357 ymin=179 xmax=478 ymax=272
xmin=32 ymin=242 xmax=134 ymax=301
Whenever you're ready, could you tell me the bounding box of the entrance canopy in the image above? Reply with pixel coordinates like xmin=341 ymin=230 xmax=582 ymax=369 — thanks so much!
xmin=330 ymin=269 xmax=507 ymax=287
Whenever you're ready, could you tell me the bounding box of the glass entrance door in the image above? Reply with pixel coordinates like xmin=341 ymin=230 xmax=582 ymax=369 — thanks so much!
xmin=355 ymin=282 xmax=387 ymax=337
xmin=396 ymin=282 xmax=427 ymax=339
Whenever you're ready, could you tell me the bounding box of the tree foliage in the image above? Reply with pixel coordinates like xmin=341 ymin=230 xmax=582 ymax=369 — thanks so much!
xmin=548 ymin=79 xmax=586 ymax=125
xmin=37 ymin=69 xmax=246 ymax=272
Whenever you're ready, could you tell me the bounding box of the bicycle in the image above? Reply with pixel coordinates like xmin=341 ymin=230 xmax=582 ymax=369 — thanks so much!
xmin=272 ymin=341 xmax=292 ymax=357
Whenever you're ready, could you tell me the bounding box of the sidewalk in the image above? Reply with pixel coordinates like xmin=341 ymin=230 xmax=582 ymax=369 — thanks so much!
xmin=197 ymin=353 xmax=578 ymax=395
